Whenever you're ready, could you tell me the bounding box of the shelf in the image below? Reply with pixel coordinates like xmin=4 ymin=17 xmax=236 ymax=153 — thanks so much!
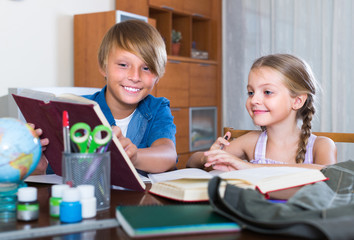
xmin=149 ymin=5 xmax=213 ymax=60
xmin=167 ymin=55 xmax=217 ymax=64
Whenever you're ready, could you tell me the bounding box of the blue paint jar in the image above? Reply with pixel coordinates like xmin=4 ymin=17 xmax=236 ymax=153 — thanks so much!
xmin=59 ymin=188 xmax=82 ymax=223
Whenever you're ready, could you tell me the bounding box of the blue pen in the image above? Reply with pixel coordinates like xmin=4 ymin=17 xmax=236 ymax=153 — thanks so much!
xmin=268 ymin=199 xmax=287 ymax=203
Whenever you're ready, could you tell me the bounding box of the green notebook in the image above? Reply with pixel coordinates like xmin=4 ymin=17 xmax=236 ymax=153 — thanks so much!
xmin=115 ymin=204 xmax=241 ymax=238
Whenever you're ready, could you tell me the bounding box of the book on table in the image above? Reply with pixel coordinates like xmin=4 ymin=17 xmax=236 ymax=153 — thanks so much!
xmin=12 ymin=88 xmax=145 ymax=191
xmin=147 ymin=167 xmax=328 ymax=202
xmin=115 ymin=204 xmax=241 ymax=238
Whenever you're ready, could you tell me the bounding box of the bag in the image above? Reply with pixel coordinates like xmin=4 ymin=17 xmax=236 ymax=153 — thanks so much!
xmin=208 ymin=160 xmax=354 ymax=240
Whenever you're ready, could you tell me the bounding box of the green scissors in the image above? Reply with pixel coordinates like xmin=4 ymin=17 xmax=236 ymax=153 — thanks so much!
xmin=70 ymin=122 xmax=112 ymax=153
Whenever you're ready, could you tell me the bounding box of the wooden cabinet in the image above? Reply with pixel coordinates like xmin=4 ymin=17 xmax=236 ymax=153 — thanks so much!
xmin=74 ymin=11 xmax=116 ymax=88
xmin=149 ymin=0 xmax=183 ymax=12
xmin=184 ymin=0 xmax=212 ymax=17
xmin=190 ymin=63 xmax=217 ymax=106
xmin=116 ymin=0 xmax=149 ymax=16
xmin=74 ymin=0 xmax=222 ymax=167
xmin=176 ymin=153 xmax=190 ymax=169
xmin=156 ymin=60 xmax=189 ymax=107
xmin=171 ymin=108 xmax=189 ymax=154
xmin=150 ymin=0 xmax=212 ymax=18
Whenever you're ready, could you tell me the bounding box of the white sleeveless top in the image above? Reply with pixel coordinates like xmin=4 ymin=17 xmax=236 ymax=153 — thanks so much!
xmin=250 ymin=131 xmax=316 ymax=164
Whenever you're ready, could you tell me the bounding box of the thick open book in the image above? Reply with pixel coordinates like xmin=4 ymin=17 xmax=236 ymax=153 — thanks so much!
xmin=148 ymin=167 xmax=328 ymax=202
xmin=116 ymin=204 xmax=240 ymax=238
xmin=12 ymin=89 xmax=145 ymax=191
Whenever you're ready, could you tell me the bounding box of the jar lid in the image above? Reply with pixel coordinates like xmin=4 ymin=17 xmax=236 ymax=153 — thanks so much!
xmin=77 ymin=185 xmax=95 ymax=199
xmin=62 ymin=188 xmax=80 ymax=202
xmin=51 ymin=184 xmax=70 ymax=198
xmin=17 ymin=187 xmax=37 ymax=202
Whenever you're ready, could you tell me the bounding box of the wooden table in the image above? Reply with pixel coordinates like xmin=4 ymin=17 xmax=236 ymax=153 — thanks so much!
xmin=0 ymin=183 xmax=295 ymax=240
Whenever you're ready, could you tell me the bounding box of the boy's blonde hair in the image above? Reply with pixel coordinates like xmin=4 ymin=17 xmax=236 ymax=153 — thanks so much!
xmin=251 ymin=54 xmax=318 ymax=163
xmin=98 ymin=20 xmax=167 ymax=78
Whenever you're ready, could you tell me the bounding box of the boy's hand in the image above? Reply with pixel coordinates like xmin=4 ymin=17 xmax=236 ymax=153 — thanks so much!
xmin=27 ymin=123 xmax=49 ymax=175
xmin=112 ymin=126 xmax=138 ymax=164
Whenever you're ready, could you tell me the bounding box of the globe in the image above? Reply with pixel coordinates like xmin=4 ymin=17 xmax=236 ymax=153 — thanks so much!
xmin=0 ymin=118 xmax=42 ymax=184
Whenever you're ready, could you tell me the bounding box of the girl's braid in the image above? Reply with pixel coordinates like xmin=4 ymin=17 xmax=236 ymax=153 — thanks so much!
xmin=296 ymin=95 xmax=315 ymax=163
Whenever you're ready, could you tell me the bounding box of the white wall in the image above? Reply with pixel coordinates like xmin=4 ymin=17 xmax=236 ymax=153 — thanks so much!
xmin=0 ymin=0 xmax=115 ymax=97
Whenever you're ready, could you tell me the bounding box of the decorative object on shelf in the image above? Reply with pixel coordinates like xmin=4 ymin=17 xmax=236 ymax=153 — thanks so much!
xmin=171 ymin=29 xmax=182 ymax=56
xmin=191 ymin=49 xmax=209 ymax=60
xmin=191 ymin=41 xmax=208 ymax=59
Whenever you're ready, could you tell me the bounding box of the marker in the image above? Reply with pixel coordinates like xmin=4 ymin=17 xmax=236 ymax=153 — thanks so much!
xmin=62 ymin=111 xmax=71 ymax=153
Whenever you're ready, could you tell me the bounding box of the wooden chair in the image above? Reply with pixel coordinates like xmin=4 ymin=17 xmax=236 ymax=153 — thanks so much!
xmin=223 ymin=127 xmax=354 ymax=143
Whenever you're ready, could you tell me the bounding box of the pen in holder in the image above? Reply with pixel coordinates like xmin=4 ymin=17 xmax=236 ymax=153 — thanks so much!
xmin=62 ymin=152 xmax=111 ymax=211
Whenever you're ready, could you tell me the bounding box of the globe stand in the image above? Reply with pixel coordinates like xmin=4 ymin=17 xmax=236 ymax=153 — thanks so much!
xmin=0 ymin=181 xmax=27 ymax=222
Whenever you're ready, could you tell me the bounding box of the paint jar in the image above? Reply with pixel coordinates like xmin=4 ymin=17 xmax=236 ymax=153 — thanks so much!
xmin=77 ymin=185 xmax=96 ymax=218
xmin=17 ymin=187 xmax=39 ymax=221
xmin=60 ymin=187 xmax=82 ymax=223
xmin=49 ymin=184 xmax=70 ymax=218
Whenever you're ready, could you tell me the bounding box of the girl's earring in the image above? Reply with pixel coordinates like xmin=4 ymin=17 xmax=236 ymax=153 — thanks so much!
xmin=104 ymin=76 xmax=108 ymax=81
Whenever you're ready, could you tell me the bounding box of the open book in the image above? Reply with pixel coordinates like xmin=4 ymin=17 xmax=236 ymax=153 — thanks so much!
xmin=12 ymin=88 xmax=145 ymax=191
xmin=148 ymin=167 xmax=328 ymax=202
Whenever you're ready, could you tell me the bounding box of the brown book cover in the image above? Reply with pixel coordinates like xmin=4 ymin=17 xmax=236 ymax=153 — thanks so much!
xmin=12 ymin=89 xmax=145 ymax=191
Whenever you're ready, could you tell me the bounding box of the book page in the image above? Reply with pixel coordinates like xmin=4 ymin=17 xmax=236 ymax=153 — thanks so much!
xmin=148 ymin=168 xmax=215 ymax=183
xmin=149 ymin=179 xmax=212 ymax=202
xmin=17 ymin=88 xmax=57 ymax=103
xmin=219 ymin=167 xmax=321 ymax=185
xmin=24 ymin=174 xmax=63 ymax=185
xmin=256 ymin=169 xmax=327 ymax=193
xmin=16 ymin=88 xmax=97 ymax=105
xmin=57 ymin=93 xmax=98 ymax=105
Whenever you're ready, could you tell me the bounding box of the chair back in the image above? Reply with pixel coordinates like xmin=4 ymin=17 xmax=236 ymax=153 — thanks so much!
xmin=223 ymin=127 xmax=354 ymax=143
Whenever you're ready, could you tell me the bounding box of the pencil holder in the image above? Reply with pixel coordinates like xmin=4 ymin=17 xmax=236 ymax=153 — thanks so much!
xmin=62 ymin=152 xmax=111 ymax=211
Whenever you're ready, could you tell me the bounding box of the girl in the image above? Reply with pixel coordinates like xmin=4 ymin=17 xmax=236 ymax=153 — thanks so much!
xmin=188 ymin=54 xmax=336 ymax=171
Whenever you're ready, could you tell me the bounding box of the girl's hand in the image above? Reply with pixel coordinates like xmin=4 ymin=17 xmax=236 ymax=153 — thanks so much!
xmin=209 ymin=132 xmax=231 ymax=151
xmin=112 ymin=126 xmax=138 ymax=164
xmin=200 ymin=132 xmax=232 ymax=169
xmin=203 ymin=149 xmax=251 ymax=171
xmin=28 ymin=123 xmax=49 ymax=175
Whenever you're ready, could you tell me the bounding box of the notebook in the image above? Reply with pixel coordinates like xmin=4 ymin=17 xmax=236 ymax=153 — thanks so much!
xmin=115 ymin=204 xmax=241 ymax=238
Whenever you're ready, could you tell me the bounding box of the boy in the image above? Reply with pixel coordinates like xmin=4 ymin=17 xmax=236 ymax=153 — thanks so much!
xmin=33 ymin=20 xmax=177 ymax=175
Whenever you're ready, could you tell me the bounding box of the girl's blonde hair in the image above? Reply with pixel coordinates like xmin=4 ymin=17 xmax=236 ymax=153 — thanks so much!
xmin=251 ymin=54 xmax=318 ymax=163
xmin=98 ymin=20 xmax=167 ymax=78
